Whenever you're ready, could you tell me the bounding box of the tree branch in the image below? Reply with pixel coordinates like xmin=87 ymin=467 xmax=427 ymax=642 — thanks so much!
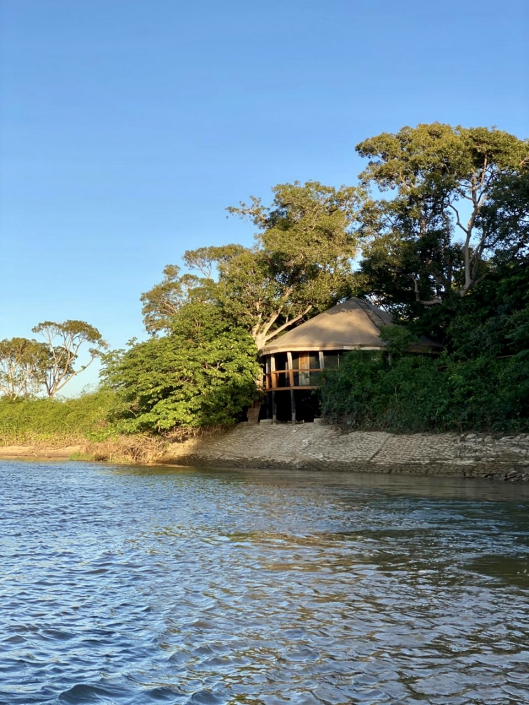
xmin=263 ymin=305 xmax=313 ymax=344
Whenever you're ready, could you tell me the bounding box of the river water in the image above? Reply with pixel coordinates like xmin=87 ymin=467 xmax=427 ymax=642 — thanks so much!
xmin=1 ymin=461 xmax=529 ymax=705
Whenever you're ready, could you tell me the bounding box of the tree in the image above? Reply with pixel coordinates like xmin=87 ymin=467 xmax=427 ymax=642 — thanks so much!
xmin=476 ymin=166 xmax=529 ymax=259
xmin=141 ymin=181 xmax=363 ymax=351
xmin=32 ymin=320 xmax=108 ymax=397
xmin=356 ymin=123 xmax=528 ymax=309
xmin=140 ymin=265 xmax=207 ymax=334
xmin=0 ymin=338 xmax=49 ymax=399
xmin=102 ymin=302 xmax=261 ymax=432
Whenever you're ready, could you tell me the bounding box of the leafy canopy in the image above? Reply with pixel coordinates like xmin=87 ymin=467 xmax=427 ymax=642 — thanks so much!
xmin=33 ymin=320 xmax=108 ymax=397
xmin=102 ymin=302 xmax=261 ymax=432
xmin=0 ymin=338 xmax=49 ymax=400
xmin=356 ymin=123 xmax=529 ymax=312
xmin=141 ymin=181 xmax=362 ymax=351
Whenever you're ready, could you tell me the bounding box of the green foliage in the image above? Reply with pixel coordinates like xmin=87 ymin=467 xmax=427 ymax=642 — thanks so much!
xmin=141 ymin=181 xmax=362 ymax=351
xmin=316 ymin=124 xmax=527 ymax=434
xmin=33 ymin=320 xmax=108 ymax=397
xmin=102 ymin=302 xmax=261 ymax=433
xmin=320 ymin=349 xmax=529 ymax=434
xmin=140 ymin=264 xmax=210 ymax=334
xmin=3 ymin=123 xmax=520 ymax=439
xmin=0 ymin=389 xmax=117 ymax=445
xmin=229 ymin=181 xmax=361 ymax=272
xmin=378 ymin=325 xmax=416 ymax=356
xmin=0 ymin=337 xmax=49 ymax=399
xmin=112 ymin=180 xmax=368 ymax=433
xmin=320 ymin=352 xmax=449 ymax=432
xmin=134 ymin=142 xmax=528 ymax=435
xmin=321 ymin=254 xmax=529 ymax=433
xmin=476 ymin=168 xmax=529 ymax=257
xmin=356 ymin=123 xmax=529 ymax=312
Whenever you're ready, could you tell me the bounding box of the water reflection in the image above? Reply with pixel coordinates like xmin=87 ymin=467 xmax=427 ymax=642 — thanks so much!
xmin=1 ymin=460 xmax=528 ymax=704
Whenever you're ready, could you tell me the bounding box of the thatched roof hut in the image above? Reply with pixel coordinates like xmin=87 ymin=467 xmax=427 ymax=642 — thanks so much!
xmin=260 ymin=298 xmax=440 ymax=423
xmin=262 ymin=298 xmax=393 ymax=355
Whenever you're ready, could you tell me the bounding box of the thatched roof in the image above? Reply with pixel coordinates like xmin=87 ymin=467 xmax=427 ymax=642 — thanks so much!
xmin=261 ymin=298 xmax=393 ymax=355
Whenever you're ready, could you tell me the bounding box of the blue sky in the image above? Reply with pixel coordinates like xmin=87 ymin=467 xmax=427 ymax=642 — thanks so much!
xmin=1 ymin=0 xmax=527 ymax=393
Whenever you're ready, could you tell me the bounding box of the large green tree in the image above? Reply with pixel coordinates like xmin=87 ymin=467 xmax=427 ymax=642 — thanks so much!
xmin=102 ymin=302 xmax=261 ymax=432
xmin=356 ymin=124 xmax=528 ymax=312
xmin=141 ymin=181 xmax=362 ymax=351
xmin=320 ymin=127 xmax=529 ymax=431
xmin=0 ymin=338 xmax=49 ymax=400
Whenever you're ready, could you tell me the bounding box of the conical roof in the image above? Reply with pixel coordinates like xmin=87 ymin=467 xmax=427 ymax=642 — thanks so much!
xmin=261 ymin=298 xmax=393 ymax=355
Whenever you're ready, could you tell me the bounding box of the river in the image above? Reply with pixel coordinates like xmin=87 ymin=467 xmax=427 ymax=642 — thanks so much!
xmin=1 ymin=460 xmax=529 ymax=704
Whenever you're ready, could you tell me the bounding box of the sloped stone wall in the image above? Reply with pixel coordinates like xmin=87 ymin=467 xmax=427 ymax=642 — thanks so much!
xmin=159 ymin=424 xmax=529 ymax=481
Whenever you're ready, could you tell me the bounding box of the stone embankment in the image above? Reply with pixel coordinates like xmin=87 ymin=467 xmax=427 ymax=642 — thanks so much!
xmin=160 ymin=423 xmax=529 ymax=481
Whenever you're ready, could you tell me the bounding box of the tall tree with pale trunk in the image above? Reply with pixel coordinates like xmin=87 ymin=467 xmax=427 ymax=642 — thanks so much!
xmin=356 ymin=123 xmax=528 ymax=310
xmin=0 ymin=338 xmax=49 ymax=399
xmin=33 ymin=320 xmax=108 ymax=397
xmin=141 ymin=181 xmax=362 ymax=352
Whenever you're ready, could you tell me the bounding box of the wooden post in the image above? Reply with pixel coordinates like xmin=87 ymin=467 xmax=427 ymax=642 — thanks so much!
xmin=319 ymin=350 xmax=324 ymax=371
xmin=287 ymin=352 xmax=296 ymax=423
xmin=264 ymin=357 xmax=271 ymax=419
xmin=287 ymin=351 xmax=294 ymax=387
xmin=270 ymin=355 xmax=276 ymax=388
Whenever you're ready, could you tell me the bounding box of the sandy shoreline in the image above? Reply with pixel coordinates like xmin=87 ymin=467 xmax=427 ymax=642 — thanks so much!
xmin=0 ymin=445 xmax=83 ymax=459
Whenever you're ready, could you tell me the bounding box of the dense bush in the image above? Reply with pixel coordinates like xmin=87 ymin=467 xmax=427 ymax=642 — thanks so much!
xmin=322 ymin=237 xmax=529 ymax=434
xmin=320 ymin=352 xmax=447 ymax=432
xmin=320 ymin=335 xmax=529 ymax=433
xmin=0 ymin=389 xmax=117 ymax=445
xmin=101 ymin=302 xmax=261 ymax=433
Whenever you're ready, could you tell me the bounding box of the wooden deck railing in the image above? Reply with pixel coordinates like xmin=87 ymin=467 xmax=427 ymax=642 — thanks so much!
xmin=264 ymin=368 xmax=323 ymax=391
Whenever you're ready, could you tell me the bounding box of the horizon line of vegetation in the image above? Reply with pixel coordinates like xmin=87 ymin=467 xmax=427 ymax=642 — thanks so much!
xmin=1 ymin=121 xmax=528 ymax=440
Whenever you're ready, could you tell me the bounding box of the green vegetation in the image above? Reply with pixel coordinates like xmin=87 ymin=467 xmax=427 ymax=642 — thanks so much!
xmin=319 ymin=124 xmax=529 ymax=432
xmin=140 ymin=181 xmax=361 ymax=350
xmin=0 ymin=390 xmax=116 ymax=446
xmin=0 ymin=320 xmax=107 ymax=399
xmin=320 ymin=292 xmax=529 ymax=433
xmin=102 ymin=302 xmax=261 ymax=433
xmin=1 ymin=122 xmax=528 ymax=442
xmin=104 ymin=180 xmax=362 ymax=433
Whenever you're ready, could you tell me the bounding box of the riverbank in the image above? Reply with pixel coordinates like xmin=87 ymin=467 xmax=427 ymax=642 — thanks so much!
xmin=1 ymin=423 xmax=529 ymax=481
xmin=0 ymin=444 xmax=83 ymax=459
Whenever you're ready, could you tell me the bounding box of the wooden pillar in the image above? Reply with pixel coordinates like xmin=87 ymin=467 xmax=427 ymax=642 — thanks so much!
xmin=287 ymin=351 xmax=296 ymax=423
xmin=264 ymin=357 xmax=271 ymax=419
xmin=319 ymin=350 xmax=324 ymax=371
xmin=287 ymin=351 xmax=294 ymax=387
xmin=270 ymin=355 xmax=276 ymax=388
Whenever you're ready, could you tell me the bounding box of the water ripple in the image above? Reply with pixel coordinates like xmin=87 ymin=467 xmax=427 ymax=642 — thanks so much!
xmin=1 ymin=461 xmax=529 ymax=704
